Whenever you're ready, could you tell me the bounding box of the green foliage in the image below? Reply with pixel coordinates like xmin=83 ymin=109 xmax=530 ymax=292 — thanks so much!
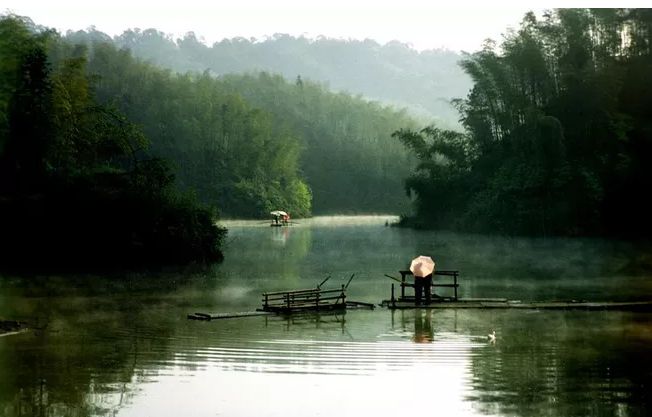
xmin=5 ymin=14 xmax=420 ymax=220
xmin=0 ymin=16 xmax=225 ymax=268
xmin=0 ymin=15 xmax=46 ymax=156
xmin=59 ymin=37 xmax=416 ymax=216
xmin=220 ymin=72 xmax=417 ymax=214
xmin=58 ymin=26 xmax=447 ymax=215
xmin=78 ymin=43 xmax=313 ymax=217
xmin=392 ymin=126 xmax=476 ymax=228
xmin=397 ymin=8 xmax=652 ymax=237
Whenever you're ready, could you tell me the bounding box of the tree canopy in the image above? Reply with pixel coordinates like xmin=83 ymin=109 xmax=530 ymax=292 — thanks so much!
xmin=395 ymin=9 xmax=652 ymax=237
xmin=62 ymin=33 xmax=418 ymax=216
xmin=0 ymin=15 xmax=226 ymax=268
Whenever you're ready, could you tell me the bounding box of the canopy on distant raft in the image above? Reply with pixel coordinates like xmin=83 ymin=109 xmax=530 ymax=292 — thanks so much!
xmin=410 ymin=256 xmax=435 ymax=278
xmin=270 ymin=210 xmax=288 ymax=217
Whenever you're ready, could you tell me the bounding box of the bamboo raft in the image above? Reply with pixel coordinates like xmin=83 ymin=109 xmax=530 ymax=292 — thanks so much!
xmin=257 ymin=274 xmax=368 ymax=313
xmin=259 ymin=286 xmax=347 ymax=313
xmin=381 ymin=298 xmax=652 ymax=311
xmin=382 ymin=270 xmax=652 ymax=311
xmin=186 ymin=301 xmax=378 ymax=321
xmin=385 ymin=269 xmax=461 ymax=302
xmin=188 ymin=275 xmax=375 ymax=320
xmin=187 ymin=270 xmax=652 ymax=320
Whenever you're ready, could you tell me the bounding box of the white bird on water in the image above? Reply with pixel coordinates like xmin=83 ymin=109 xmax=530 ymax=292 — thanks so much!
xmin=487 ymin=330 xmax=496 ymax=343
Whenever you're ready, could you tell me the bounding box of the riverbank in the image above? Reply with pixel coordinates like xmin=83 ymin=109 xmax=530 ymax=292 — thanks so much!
xmin=0 ymin=184 xmax=227 ymax=272
xmin=0 ymin=320 xmax=26 ymax=337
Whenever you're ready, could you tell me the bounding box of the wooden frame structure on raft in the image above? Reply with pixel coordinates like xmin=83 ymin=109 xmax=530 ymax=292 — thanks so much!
xmin=382 ymin=270 xmax=652 ymax=310
xmin=260 ymin=286 xmax=347 ymax=313
xmin=391 ymin=269 xmax=460 ymax=303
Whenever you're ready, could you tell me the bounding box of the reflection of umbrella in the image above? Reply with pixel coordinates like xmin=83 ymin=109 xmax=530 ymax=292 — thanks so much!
xmin=410 ymin=256 xmax=435 ymax=278
xmin=270 ymin=210 xmax=287 ymax=217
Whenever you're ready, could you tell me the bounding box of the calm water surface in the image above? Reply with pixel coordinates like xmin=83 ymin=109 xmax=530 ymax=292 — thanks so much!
xmin=1 ymin=216 xmax=651 ymax=417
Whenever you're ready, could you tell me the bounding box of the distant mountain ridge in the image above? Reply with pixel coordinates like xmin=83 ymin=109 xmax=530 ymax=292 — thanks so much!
xmin=65 ymin=29 xmax=472 ymax=126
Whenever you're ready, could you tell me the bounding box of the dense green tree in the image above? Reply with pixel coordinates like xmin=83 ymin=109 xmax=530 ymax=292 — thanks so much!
xmin=392 ymin=126 xmax=477 ymax=229
xmin=55 ymin=23 xmax=426 ymax=216
xmin=396 ymin=8 xmax=652 ymax=237
xmin=0 ymin=16 xmax=53 ymax=190
xmin=220 ymin=72 xmax=416 ymax=213
xmin=0 ymin=16 xmax=225 ymax=268
xmin=80 ymin=43 xmax=313 ymax=217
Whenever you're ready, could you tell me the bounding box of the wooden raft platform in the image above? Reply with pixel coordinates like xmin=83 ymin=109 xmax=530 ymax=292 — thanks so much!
xmin=187 ymin=300 xmax=375 ymax=321
xmin=383 ymin=269 xmax=652 ymax=311
xmin=187 ymin=275 xmax=374 ymax=320
xmin=381 ymin=299 xmax=652 ymax=311
xmin=260 ymin=286 xmax=347 ymax=313
xmin=386 ymin=269 xmax=461 ymax=302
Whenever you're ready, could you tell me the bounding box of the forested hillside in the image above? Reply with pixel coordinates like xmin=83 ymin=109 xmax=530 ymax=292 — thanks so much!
xmin=394 ymin=9 xmax=652 ymax=237
xmin=83 ymin=44 xmax=313 ymax=217
xmin=64 ymin=29 xmax=471 ymax=127
xmin=0 ymin=16 xmax=225 ymax=267
xmin=218 ymin=73 xmax=416 ymax=213
xmin=63 ymin=32 xmax=418 ymax=215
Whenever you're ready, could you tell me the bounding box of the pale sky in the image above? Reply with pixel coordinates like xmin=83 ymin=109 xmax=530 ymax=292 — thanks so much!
xmin=2 ymin=0 xmax=646 ymax=52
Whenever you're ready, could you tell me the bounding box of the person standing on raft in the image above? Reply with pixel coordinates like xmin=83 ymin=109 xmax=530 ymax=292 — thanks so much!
xmin=410 ymin=256 xmax=435 ymax=305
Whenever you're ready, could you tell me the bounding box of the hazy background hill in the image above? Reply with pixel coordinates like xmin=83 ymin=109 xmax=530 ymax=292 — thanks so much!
xmin=65 ymin=29 xmax=472 ymax=127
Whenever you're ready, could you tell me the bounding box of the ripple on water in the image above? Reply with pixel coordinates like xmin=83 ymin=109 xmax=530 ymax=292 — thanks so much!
xmin=157 ymin=334 xmax=486 ymax=377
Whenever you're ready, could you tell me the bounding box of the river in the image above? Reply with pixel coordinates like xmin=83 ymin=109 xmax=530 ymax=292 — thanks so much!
xmin=1 ymin=216 xmax=651 ymax=416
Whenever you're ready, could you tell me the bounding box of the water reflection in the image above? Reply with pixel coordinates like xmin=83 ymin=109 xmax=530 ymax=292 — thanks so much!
xmin=1 ymin=216 xmax=651 ymax=417
xmin=412 ymin=309 xmax=434 ymax=343
xmin=115 ymin=309 xmax=482 ymax=417
xmin=270 ymin=225 xmax=291 ymax=246
xmin=467 ymin=310 xmax=652 ymax=417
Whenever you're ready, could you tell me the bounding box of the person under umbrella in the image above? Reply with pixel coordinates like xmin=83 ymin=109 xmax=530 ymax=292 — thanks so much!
xmin=270 ymin=210 xmax=287 ymax=226
xmin=410 ymin=255 xmax=435 ymax=305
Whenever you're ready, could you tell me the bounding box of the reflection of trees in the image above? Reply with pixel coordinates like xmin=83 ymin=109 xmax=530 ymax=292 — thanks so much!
xmin=0 ymin=273 xmax=202 ymax=417
xmin=0 ymin=328 xmax=141 ymax=417
xmin=1 ymin=268 xmax=351 ymax=416
xmin=468 ymin=311 xmax=652 ymax=417
xmin=219 ymin=225 xmax=313 ymax=290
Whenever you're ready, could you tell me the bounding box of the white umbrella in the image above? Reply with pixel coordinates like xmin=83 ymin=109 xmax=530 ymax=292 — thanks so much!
xmin=410 ymin=256 xmax=435 ymax=278
xmin=270 ymin=210 xmax=288 ymax=217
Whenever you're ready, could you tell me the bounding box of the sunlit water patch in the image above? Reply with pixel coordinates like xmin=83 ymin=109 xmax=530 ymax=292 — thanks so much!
xmin=111 ymin=311 xmax=488 ymax=417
